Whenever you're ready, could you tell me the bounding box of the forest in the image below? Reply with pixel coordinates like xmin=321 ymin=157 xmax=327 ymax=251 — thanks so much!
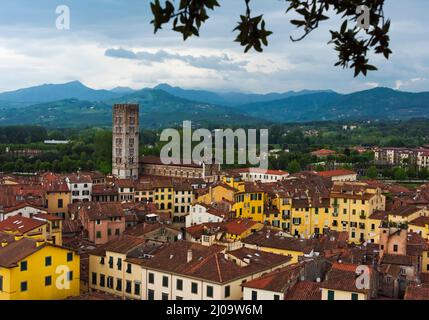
xmin=0 ymin=118 xmax=428 ymax=178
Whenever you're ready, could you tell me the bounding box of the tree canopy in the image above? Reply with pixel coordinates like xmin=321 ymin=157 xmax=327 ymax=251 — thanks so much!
xmin=150 ymin=0 xmax=391 ymax=77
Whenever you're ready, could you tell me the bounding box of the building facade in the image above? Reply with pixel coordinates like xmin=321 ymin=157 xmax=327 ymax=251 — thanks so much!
xmin=112 ymin=104 xmax=140 ymax=180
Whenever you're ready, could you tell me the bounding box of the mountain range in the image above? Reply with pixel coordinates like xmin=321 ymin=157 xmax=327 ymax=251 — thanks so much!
xmin=0 ymin=81 xmax=428 ymax=128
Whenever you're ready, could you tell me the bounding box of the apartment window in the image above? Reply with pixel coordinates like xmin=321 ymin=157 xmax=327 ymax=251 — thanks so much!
xmin=115 ymin=229 xmax=120 ymax=236
xmin=108 ymin=228 xmax=112 ymax=236
xmin=162 ymin=293 xmax=169 ymax=300
xmin=21 ymin=281 xmax=28 ymax=292
xmin=274 ymin=294 xmax=280 ymax=300
xmin=96 ymin=220 xmax=101 ymax=225
xmin=148 ymin=289 xmax=155 ymax=300
xmin=135 ymin=282 xmax=141 ymax=296
xmin=92 ymin=272 xmax=97 ymax=285
xmin=176 ymin=296 xmax=183 ymax=300
xmin=162 ymin=276 xmax=169 ymax=288
xmin=67 ymin=271 xmax=73 ymax=281
xmin=225 ymin=285 xmax=230 ymax=298
xmin=96 ymin=231 xmax=102 ymax=239
xmin=191 ymin=282 xmax=198 ymax=294
xmin=45 ymin=256 xmax=52 ymax=266
xmin=327 ymin=290 xmax=335 ymax=300
xmin=176 ymin=279 xmax=183 ymax=291
xmin=0 ymin=275 xmax=3 ymax=291
xmin=100 ymin=257 xmax=105 ymax=265
xmin=107 ymin=277 xmax=114 ymax=289
xmin=251 ymin=290 xmax=258 ymax=300
xmin=108 ymin=257 xmax=114 ymax=269
xmin=116 ymin=278 xmax=122 ymax=291
xmin=117 ymin=258 xmax=122 ymax=271
xmin=148 ymin=273 xmax=154 ymax=284
xmin=393 ymin=244 xmax=398 ymax=253
xmin=58 ymin=199 xmax=63 ymax=208
xmin=126 ymin=280 xmax=132 ymax=294
xmin=126 ymin=263 xmax=132 ymax=274
xmin=100 ymin=274 xmax=105 ymax=287
xmin=45 ymin=276 xmax=52 ymax=286
xmin=20 ymin=261 xmax=27 ymax=271
xmin=67 ymin=252 xmax=73 ymax=262
xmin=351 ymin=293 xmax=358 ymax=300
xmin=207 ymin=286 xmax=214 ymax=298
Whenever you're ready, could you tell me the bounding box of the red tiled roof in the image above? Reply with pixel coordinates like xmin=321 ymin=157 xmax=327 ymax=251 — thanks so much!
xmin=404 ymin=284 xmax=429 ymax=300
xmin=0 ymin=215 xmax=46 ymax=234
xmin=224 ymin=219 xmax=260 ymax=235
xmin=285 ymin=281 xmax=322 ymax=300
xmin=242 ymin=263 xmax=303 ymax=292
xmin=318 ymin=169 xmax=356 ymax=178
xmin=311 ymin=149 xmax=336 ymax=156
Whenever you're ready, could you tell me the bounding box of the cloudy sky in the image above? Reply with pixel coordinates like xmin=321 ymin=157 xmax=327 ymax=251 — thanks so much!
xmin=0 ymin=0 xmax=428 ymax=94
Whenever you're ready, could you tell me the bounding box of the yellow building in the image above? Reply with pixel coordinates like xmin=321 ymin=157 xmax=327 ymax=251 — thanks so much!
xmin=88 ymin=235 xmax=157 ymax=300
xmin=44 ymin=182 xmax=71 ymax=219
xmin=320 ymin=263 xmax=376 ymax=300
xmin=388 ymin=206 xmax=427 ymax=225
xmin=224 ymin=219 xmax=264 ymax=241
xmin=0 ymin=215 xmax=63 ymax=246
xmin=197 ymin=183 xmax=236 ymax=205
xmin=330 ymin=182 xmax=385 ymax=244
xmin=0 ymin=234 xmax=80 ymax=300
xmin=233 ymin=183 xmax=266 ymax=223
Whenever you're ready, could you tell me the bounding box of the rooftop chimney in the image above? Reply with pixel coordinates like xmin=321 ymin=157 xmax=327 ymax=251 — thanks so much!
xmin=187 ymin=249 xmax=193 ymax=263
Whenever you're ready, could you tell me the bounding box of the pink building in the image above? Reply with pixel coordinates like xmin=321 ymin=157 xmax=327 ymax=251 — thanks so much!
xmin=77 ymin=202 xmax=125 ymax=245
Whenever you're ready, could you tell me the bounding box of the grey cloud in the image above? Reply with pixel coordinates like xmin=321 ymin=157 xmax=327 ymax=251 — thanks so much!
xmin=105 ymin=48 xmax=248 ymax=72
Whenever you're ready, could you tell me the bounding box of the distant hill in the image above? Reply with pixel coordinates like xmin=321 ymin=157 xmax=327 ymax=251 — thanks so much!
xmin=0 ymin=81 xmax=121 ymax=103
xmin=154 ymin=83 xmax=333 ymax=106
xmin=234 ymin=87 xmax=429 ymax=122
xmin=0 ymin=89 xmax=265 ymax=128
xmin=0 ymin=82 xmax=428 ymax=127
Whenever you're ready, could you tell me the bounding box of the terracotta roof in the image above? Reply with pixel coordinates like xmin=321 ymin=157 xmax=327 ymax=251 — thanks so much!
xmin=369 ymin=210 xmax=389 ymax=221
xmin=409 ymin=216 xmax=429 ymax=227
xmin=404 ymin=284 xmax=429 ymax=300
xmin=78 ymin=202 xmax=125 ymax=221
xmin=388 ymin=206 xmax=422 ymax=218
xmin=91 ymin=235 xmax=146 ymax=256
xmin=140 ymin=155 xmax=202 ymax=168
xmin=224 ymin=219 xmax=260 ymax=236
xmin=92 ymin=184 xmax=118 ymax=195
xmin=242 ymin=263 xmax=303 ymax=292
xmin=66 ymin=174 xmax=92 ymax=184
xmin=123 ymin=222 xmax=163 ymax=237
xmin=380 ymin=253 xmax=414 ymax=266
xmin=116 ymin=179 xmax=135 ymax=189
xmin=311 ymin=149 xmax=336 ymax=156
xmin=320 ymin=263 xmax=372 ymax=294
xmin=144 ymin=242 xmax=291 ymax=284
xmin=34 ymin=213 xmax=63 ymax=221
xmin=0 ymin=238 xmax=46 ymax=268
xmin=318 ymin=169 xmax=356 ymax=178
xmin=186 ymin=223 xmax=226 ymax=239
xmin=285 ymin=281 xmax=322 ymax=300
xmin=0 ymin=215 xmax=46 ymax=234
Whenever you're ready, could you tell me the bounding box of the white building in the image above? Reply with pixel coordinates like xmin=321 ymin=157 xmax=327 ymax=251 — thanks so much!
xmin=417 ymin=151 xmax=429 ymax=169
xmin=0 ymin=203 xmax=47 ymax=221
xmin=66 ymin=174 xmax=93 ymax=203
xmin=185 ymin=203 xmax=226 ymax=228
xmin=231 ymin=168 xmax=289 ymax=183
